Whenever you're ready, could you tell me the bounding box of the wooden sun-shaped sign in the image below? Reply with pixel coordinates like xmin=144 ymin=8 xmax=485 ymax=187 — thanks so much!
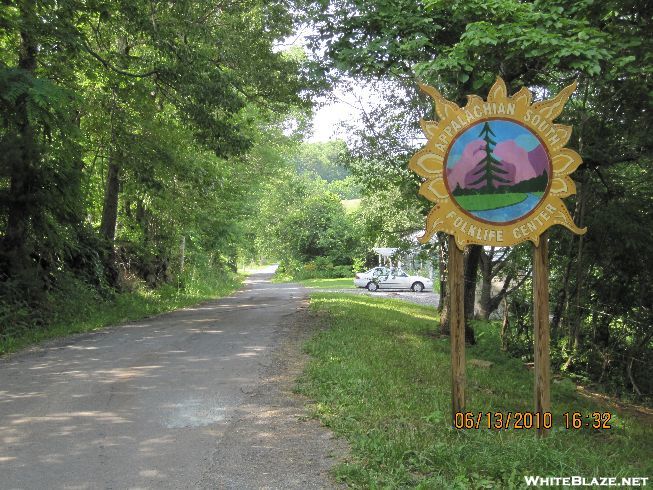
xmin=410 ymin=77 xmax=586 ymax=249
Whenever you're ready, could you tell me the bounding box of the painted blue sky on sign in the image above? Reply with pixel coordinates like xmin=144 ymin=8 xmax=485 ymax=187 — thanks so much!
xmin=447 ymin=120 xmax=540 ymax=168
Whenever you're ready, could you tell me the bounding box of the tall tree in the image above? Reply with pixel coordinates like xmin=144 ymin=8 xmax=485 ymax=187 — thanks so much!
xmin=302 ymin=0 xmax=653 ymax=392
xmin=0 ymin=0 xmax=83 ymax=286
xmin=469 ymin=123 xmax=510 ymax=191
xmin=0 ymin=0 xmax=312 ymax=332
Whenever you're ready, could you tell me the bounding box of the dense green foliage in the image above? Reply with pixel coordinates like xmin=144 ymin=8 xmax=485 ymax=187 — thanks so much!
xmin=292 ymin=140 xmax=349 ymax=182
xmin=256 ymin=139 xmax=429 ymax=281
xmin=300 ymin=293 xmax=652 ymax=487
xmin=1 ymin=0 xmax=650 ymax=403
xmin=301 ymin=0 xmax=653 ymax=398
xmin=0 ymin=0 xmax=310 ymax=342
xmin=0 ymin=268 xmax=241 ymax=355
xmin=255 ymin=166 xmax=363 ymax=280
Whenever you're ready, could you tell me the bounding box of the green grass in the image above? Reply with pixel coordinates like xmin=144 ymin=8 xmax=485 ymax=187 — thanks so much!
xmin=298 ymin=277 xmax=355 ymax=289
xmin=0 ymin=271 xmax=242 ymax=355
xmin=272 ymin=275 xmax=355 ymax=289
xmin=298 ymin=293 xmax=653 ymax=488
xmin=454 ymin=192 xmax=528 ymax=211
xmin=272 ymin=271 xmax=355 ymax=289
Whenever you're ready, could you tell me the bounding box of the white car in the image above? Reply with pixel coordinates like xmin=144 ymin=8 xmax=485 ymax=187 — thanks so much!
xmin=355 ymin=268 xmax=434 ymax=292
xmin=353 ymin=267 xmax=391 ymax=288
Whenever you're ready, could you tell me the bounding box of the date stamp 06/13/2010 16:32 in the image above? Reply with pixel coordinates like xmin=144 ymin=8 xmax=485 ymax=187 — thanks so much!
xmin=453 ymin=411 xmax=613 ymax=430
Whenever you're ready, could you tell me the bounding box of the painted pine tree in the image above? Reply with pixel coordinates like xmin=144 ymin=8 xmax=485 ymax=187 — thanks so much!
xmin=469 ymin=122 xmax=510 ymax=191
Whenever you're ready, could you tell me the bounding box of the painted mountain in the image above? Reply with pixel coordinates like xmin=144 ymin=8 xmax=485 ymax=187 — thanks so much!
xmin=447 ymin=139 xmax=549 ymax=192
xmin=445 ymin=120 xmax=551 ymax=223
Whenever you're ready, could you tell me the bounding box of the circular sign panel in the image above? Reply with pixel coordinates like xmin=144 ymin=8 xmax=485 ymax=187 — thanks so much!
xmin=445 ymin=119 xmax=551 ymax=225
xmin=409 ymin=77 xmax=586 ymax=249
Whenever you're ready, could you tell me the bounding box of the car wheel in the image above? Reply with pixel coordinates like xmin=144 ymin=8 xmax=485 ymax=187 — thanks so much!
xmin=367 ymin=281 xmax=378 ymax=292
xmin=411 ymin=282 xmax=424 ymax=293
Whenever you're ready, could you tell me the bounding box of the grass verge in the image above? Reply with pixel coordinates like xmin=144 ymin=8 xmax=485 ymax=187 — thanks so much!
xmin=0 ymin=271 xmax=242 ymax=355
xmin=298 ymin=277 xmax=355 ymax=289
xmin=298 ymin=293 xmax=652 ymax=488
xmin=271 ymin=273 xmax=355 ymax=290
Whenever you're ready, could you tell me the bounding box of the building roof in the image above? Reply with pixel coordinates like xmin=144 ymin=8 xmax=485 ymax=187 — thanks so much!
xmin=372 ymin=247 xmax=398 ymax=258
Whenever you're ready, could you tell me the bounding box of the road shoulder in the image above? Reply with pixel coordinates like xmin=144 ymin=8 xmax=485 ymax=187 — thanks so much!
xmin=198 ymin=298 xmax=349 ymax=489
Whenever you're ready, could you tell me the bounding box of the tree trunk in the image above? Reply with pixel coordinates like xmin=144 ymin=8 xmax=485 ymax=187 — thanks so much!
xmin=99 ymin=150 xmax=121 ymax=286
xmin=463 ymin=244 xmax=482 ymax=344
xmin=500 ymin=296 xmax=509 ymax=351
xmin=594 ymin=315 xmax=610 ymax=348
xmin=566 ymin=186 xmax=588 ymax=367
xmin=551 ymin=247 xmax=574 ymax=338
xmin=438 ymin=236 xmax=449 ymax=334
xmin=552 ymin=181 xmax=586 ymax=337
xmin=100 ymin=39 xmax=130 ymax=251
xmin=3 ymin=1 xmax=38 ymax=275
xmin=179 ymin=236 xmax=186 ymax=274
xmin=478 ymin=249 xmax=493 ymax=320
xmin=440 ymin=299 xmax=450 ymax=335
xmin=100 ymin=157 xmax=121 ymax=243
xmin=625 ymin=330 xmax=653 ymax=396
xmin=438 ymin=239 xmax=447 ymax=310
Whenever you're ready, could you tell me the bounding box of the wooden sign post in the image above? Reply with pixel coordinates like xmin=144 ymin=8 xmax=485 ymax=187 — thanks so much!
xmin=449 ymin=236 xmax=466 ymax=414
xmin=533 ymin=231 xmax=551 ymax=436
xmin=409 ymin=78 xmax=586 ymax=436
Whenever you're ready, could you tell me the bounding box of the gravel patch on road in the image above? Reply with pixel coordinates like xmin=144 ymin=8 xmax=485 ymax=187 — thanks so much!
xmin=319 ymin=288 xmax=441 ymax=308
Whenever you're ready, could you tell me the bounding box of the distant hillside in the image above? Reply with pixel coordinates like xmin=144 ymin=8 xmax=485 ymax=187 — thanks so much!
xmin=293 ymin=141 xmax=350 ymax=182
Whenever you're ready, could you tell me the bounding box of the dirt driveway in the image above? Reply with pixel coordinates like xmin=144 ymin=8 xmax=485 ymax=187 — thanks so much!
xmin=0 ymin=268 xmax=345 ymax=489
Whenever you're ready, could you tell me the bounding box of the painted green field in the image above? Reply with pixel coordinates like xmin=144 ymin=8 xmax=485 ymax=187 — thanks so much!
xmin=298 ymin=293 xmax=653 ymax=488
xmin=453 ymin=192 xmax=528 ymax=211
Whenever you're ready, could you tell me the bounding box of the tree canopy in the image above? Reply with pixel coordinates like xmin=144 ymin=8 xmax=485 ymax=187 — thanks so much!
xmin=0 ymin=0 xmax=312 ymax=324
xmin=301 ymin=0 xmax=653 ymax=395
xmin=1 ymin=0 xmax=651 ymax=397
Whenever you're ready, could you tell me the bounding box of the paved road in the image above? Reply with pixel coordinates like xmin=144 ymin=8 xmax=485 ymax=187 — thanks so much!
xmin=0 ymin=268 xmax=340 ymax=489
